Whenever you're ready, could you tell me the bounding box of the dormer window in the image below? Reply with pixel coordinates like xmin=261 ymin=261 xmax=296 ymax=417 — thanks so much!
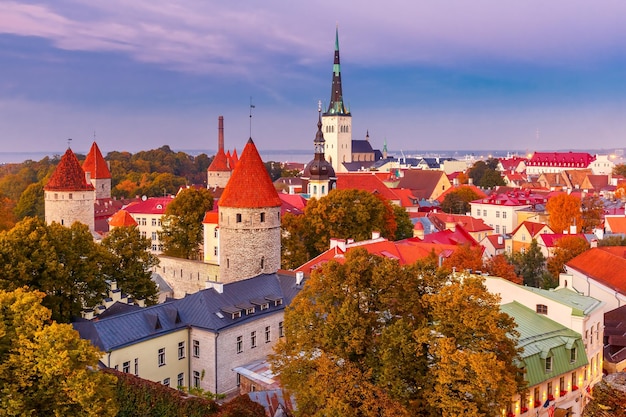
xmin=570 ymin=347 xmax=577 ymax=363
xmin=545 ymin=356 xmax=553 ymax=372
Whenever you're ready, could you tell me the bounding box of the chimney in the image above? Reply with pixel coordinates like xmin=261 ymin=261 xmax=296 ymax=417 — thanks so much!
xmin=453 ymin=178 xmax=459 ymax=186
xmin=372 ymin=231 xmax=381 ymax=239
xmin=330 ymin=238 xmax=347 ymax=252
xmin=218 ymin=116 xmax=224 ymax=152
xmin=296 ymin=271 xmax=304 ymax=286
xmin=468 ymin=178 xmax=473 ymax=185
xmin=413 ymin=222 xmax=424 ymax=239
xmin=497 ymin=235 xmax=503 ymax=245
xmin=570 ymin=224 xmax=577 ymax=234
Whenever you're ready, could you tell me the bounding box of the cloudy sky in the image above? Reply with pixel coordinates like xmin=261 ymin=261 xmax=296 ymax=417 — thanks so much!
xmin=1 ymin=1 xmax=626 ymax=157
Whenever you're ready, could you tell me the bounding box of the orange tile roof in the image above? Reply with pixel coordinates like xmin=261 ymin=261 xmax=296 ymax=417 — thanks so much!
xmin=108 ymin=209 xmax=138 ymax=227
xmin=219 ymin=139 xmax=282 ymax=208
xmin=202 ymin=211 xmax=219 ymax=224
xmin=207 ymin=149 xmax=231 ymax=171
xmin=82 ymin=142 xmax=111 ymax=179
xmin=606 ymin=217 xmax=626 ymax=234
xmin=511 ymin=221 xmax=553 ymax=237
xmin=567 ymin=247 xmax=626 ymax=293
xmin=44 ymin=148 xmax=94 ymax=191
xmin=336 ymin=173 xmax=400 ymax=201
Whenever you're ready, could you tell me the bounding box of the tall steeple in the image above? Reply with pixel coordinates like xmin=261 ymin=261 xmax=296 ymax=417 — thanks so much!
xmin=302 ymin=102 xmax=336 ymax=199
xmin=324 ymin=26 xmax=350 ymax=116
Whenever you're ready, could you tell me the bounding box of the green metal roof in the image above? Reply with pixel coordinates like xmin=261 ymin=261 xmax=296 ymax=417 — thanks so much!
xmin=501 ymin=302 xmax=588 ymax=387
xmin=522 ymin=286 xmax=604 ymax=317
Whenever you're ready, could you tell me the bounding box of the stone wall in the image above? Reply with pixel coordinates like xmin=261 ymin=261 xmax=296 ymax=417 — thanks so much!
xmin=44 ymin=190 xmax=95 ymax=231
xmin=156 ymin=255 xmax=219 ymax=298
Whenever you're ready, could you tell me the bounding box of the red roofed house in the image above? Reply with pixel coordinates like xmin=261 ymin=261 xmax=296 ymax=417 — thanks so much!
xmin=218 ymin=138 xmax=283 ymax=283
xmin=496 ymin=156 xmax=527 ymax=173
xmin=44 ymin=147 xmax=95 ymax=232
xmin=336 ymin=172 xmax=400 ymax=205
xmin=394 ymin=169 xmax=452 ymax=201
xmin=428 ymin=212 xmax=493 ymax=243
xmin=470 ymin=191 xmax=547 ymax=236
xmin=526 ymin=151 xmax=596 ymax=175
xmin=561 ymin=247 xmax=626 ymax=311
xmin=536 ymin=233 xmax=588 ymax=258
xmin=123 ymin=197 xmax=173 ymax=253
xmin=480 ymin=234 xmax=506 ymax=259
xmin=511 ymin=221 xmax=554 ymax=253
xmin=108 ymin=209 xmax=138 ymax=228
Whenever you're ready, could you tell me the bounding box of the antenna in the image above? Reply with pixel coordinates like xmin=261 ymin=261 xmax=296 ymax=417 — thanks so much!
xmin=67 ymin=138 xmax=72 ymax=149
xmin=249 ymin=97 xmax=255 ymax=138
xmin=93 ymin=130 xmax=96 ymax=141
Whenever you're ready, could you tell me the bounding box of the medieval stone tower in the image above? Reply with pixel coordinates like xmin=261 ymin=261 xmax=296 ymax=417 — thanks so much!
xmin=207 ymin=116 xmax=233 ymax=189
xmin=82 ymin=141 xmax=111 ymax=200
xmin=322 ymin=27 xmax=352 ymax=173
xmin=217 ymin=138 xmax=282 ymax=283
xmin=44 ymin=148 xmax=95 ymax=231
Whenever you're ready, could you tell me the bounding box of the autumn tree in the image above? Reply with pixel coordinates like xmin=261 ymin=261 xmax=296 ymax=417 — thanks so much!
xmin=101 ymin=225 xmax=160 ymax=305
xmin=160 ymin=188 xmax=214 ymax=259
xmin=441 ymin=244 xmax=484 ymax=273
xmin=509 ymin=239 xmax=547 ymax=288
xmin=581 ymin=195 xmax=604 ymax=232
xmin=14 ymin=181 xmax=44 ymax=220
xmin=546 ymin=236 xmax=590 ymax=281
xmin=582 ymin=373 xmax=626 ymax=417
xmin=281 ymin=189 xmax=406 ymax=268
xmin=392 ymin=203 xmax=414 ymax=240
xmin=484 ymin=254 xmax=523 ymax=284
xmin=272 ymin=249 xmax=523 ymax=417
xmin=546 ymin=193 xmax=582 ymax=233
xmin=613 ymin=163 xmax=626 ymax=177
xmin=0 ymin=288 xmax=118 ymax=416
xmin=440 ymin=186 xmax=482 ymax=214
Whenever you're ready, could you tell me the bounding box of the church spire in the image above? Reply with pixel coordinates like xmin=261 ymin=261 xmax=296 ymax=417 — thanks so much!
xmin=324 ymin=26 xmax=350 ymax=116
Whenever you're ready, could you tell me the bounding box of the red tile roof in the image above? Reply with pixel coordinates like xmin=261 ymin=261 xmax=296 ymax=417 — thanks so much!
xmin=511 ymin=221 xmax=554 ymax=237
xmin=527 ymin=151 xmax=595 ymax=168
xmin=606 ymin=217 xmax=626 ymax=234
xmin=82 ymin=142 xmax=111 ymax=179
xmin=435 ymin=185 xmax=487 ymax=203
xmin=536 ymin=233 xmax=586 ymax=248
xmin=202 ymin=211 xmax=219 ymax=224
xmin=566 ymin=247 xmax=626 ymax=293
xmin=123 ymin=197 xmax=172 ymax=215
xmin=428 ymin=213 xmax=493 ymax=233
xmin=207 ymin=149 xmax=231 ymax=172
xmin=336 ymin=173 xmax=400 ymax=201
xmin=44 ymin=148 xmax=95 ymax=191
xmin=483 ymin=234 xmax=505 ymax=250
xmin=108 ymin=209 xmax=138 ymax=227
xmin=219 ymin=139 xmax=282 ymax=208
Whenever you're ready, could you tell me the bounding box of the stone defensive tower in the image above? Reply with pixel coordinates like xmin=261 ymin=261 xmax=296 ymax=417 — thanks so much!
xmin=82 ymin=141 xmax=111 ymax=200
xmin=44 ymin=148 xmax=95 ymax=231
xmin=218 ymin=138 xmax=282 ymax=283
xmin=207 ymin=116 xmax=233 ymax=189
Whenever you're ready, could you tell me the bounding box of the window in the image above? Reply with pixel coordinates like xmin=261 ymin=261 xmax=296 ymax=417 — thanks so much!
xmin=536 ymin=304 xmax=548 ymax=314
xmin=522 ymin=234 xmax=526 ymax=241
xmin=496 ymin=211 xmax=500 ymax=218
xmin=547 ymin=382 xmax=553 ymax=398
xmin=246 ymin=307 xmax=255 ymax=315
xmin=251 ymin=331 xmax=257 ymax=348
xmin=163 ymin=378 xmax=170 ymax=386
xmin=260 ymin=212 xmax=265 ymax=222
xmin=152 ymin=218 xmax=157 ymax=226
xmin=476 ymin=209 xmax=481 ymax=217
xmin=236 ymin=213 xmax=242 ymax=223
xmin=214 ymin=228 xmax=218 ymax=238
xmin=559 ymin=376 xmax=566 ymax=394
xmin=571 ymin=372 xmax=577 ymax=390
xmin=260 ymin=303 xmax=269 ymax=311
xmin=193 ymin=371 xmax=200 ymax=388
xmin=570 ymin=347 xmax=577 ymax=363
xmin=141 ymin=231 xmax=147 ymax=239
xmin=213 ymin=246 xmax=218 ymax=256
xmin=158 ymin=219 xmax=162 ymax=226
xmin=502 ymin=212 xmax=507 ymax=219
xmin=236 ymin=373 xmax=241 ymax=386
xmin=152 ymin=232 xmax=157 ymax=241
xmin=260 ymin=257 xmax=264 ymax=269
xmin=134 ymin=358 xmax=139 ymax=375
xmin=483 ymin=210 xmax=487 ymax=216
xmin=533 ymin=387 xmax=540 ymax=407
xmin=158 ymin=348 xmax=166 ymax=366
xmin=177 ymin=373 xmax=184 ymax=389
xmin=123 ymin=361 xmax=130 ymax=373
xmin=265 ymin=326 xmax=271 ymax=343
xmin=279 ymin=321 xmax=284 ymax=338
xmin=545 ymin=356 xmax=553 ymax=372
xmin=236 ymin=336 xmax=243 ymax=353
xmin=502 ymin=226 xmax=507 ymax=234
xmin=68 ymin=193 xmax=73 ymax=200
xmin=178 ymin=341 xmax=185 ymax=359
xmin=597 ymin=323 xmax=601 ymax=342
xmin=495 ymin=225 xmax=500 ymax=234
xmin=141 ymin=218 xmax=147 ymax=226
xmin=193 ymin=340 xmax=200 ymax=357
xmin=152 ymin=244 xmax=157 ymax=251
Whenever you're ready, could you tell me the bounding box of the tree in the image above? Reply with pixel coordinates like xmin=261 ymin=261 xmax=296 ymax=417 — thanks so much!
xmin=582 ymin=373 xmax=626 ymax=417
xmin=160 ymin=188 xmax=214 ymax=259
xmin=509 ymin=239 xmax=546 ymax=288
xmin=0 ymin=195 xmax=16 ymax=231
xmin=599 ymin=235 xmax=626 ymax=246
xmin=101 ymin=225 xmax=160 ymax=305
xmin=271 ymin=249 xmax=523 ymax=416
xmin=281 ymin=189 xmax=405 ymax=268
xmin=392 ymin=204 xmax=414 ymax=240
xmin=441 ymin=244 xmax=484 ymax=273
xmin=14 ymin=181 xmax=44 ymax=220
xmin=440 ymin=187 xmax=482 ymax=214
xmin=484 ymin=254 xmax=523 ymax=284
xmin=546 ymin=193 xmax=582 ymax=233
xmin=581 ymin=195 xmax=604 ymax=232
xmin=0 ymin=218 xmax=110 ymax=323
xmin=479 ymin=169 xmax=505 ymax=189
xmin=546 ymin=236 xmax=590 ymax=281
xmin=613 ymin=163 xmax=626 ymax=177
xmin=0 ymin=288 xmax=118 ymax=416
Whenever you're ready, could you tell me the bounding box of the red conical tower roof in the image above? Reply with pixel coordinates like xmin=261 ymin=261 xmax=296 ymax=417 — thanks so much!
xmin=207 ymin=148 xmax=231 ymax=172
xmin=219 ymin=139 xmax=281 ymax=208
xmin=44 ymin=148 xmax=95 ymax=191
xmin=82 ymin=142 xmax=111 ymax=179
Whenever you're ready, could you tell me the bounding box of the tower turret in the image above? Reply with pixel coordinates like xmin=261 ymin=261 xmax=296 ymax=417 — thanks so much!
xmin=302 ymin=102 xmax=336 ymax=199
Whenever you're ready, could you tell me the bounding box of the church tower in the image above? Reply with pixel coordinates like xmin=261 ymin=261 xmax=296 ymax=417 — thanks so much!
xmin=322 ymin=27 xmax=352 ymax=173
xmin=301 ymin=102 xmax=336 ymax=199
xmin=44 ymin=148 xmax=95 ymax=231
xmin=218 ymin=138 xmax=282 ymax=283
xmin=82 ymin=142 xmax=111 ymax=200
xmin=207 ymin=116 xmax=233 ymax=189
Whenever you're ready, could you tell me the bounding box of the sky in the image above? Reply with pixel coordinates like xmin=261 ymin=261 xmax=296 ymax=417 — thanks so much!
xmin=1 ymin=1 xmax=626 ymax=157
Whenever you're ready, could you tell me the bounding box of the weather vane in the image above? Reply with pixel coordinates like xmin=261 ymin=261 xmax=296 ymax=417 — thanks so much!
xmin=67 ymin=138 xmax=72 ymax=149
xmin=249 ymin=97 xmax=255 ymax=138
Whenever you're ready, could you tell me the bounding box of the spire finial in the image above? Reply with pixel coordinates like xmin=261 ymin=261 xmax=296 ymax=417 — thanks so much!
xmin=249 ymin=97 xmax=255 ymax=139
xmin=67 ymin=138 xmax=72 ymax=149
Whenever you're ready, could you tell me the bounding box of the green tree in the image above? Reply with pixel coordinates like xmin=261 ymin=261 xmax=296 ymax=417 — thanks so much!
xmin=281 ymin=189 xmax=405 ymax=268
xmin=392 ymin=204 xmax=414 ymax=240
xmin=479 ymin=169 xmax=505 ymax=188
xmin=272 ymin=249 xmax=523 ymax=417
xmin=546 ymin=193 xmax=582 ymax=233
xmin=612 ymin=163 xmax=626 ymax=177
xmin=14 ymin=181 xmax=45 ymax=220
xmin=0 ymin=287 xmax=118 ymax=416
xmin=599 ymin=235 xmax=626 ymax=246
xmin=0 ymin=218 xmax=110 ymax=323
xmin=101 ymin=225 xmax=160 ymax=305
xmin=440 ymin=186 xmax=482 ymax=214
xmin=160 ymin=188 xmax=214 ymax=259
xmin=509 ymin=239 xmax=546 ymax=287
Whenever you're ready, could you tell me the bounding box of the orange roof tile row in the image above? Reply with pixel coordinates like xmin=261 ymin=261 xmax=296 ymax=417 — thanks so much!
xmin=44 ymin=148 xmax=95 ymax=192
xmin=567 ymin=247 xmax=626 ymax=293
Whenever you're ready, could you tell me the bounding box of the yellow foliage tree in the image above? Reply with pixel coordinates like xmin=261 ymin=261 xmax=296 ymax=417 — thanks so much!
xmin=546 ymin=193 xmax=582 ymax=233
xmin=0 ymin=288 xmax=118 ymax=416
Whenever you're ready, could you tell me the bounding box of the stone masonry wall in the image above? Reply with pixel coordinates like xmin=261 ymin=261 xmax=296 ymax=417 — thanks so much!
xmin=44 ymin=190 xmax=95 ymax=231
xmin=156 ymin=256 xmax=220 ymax=298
